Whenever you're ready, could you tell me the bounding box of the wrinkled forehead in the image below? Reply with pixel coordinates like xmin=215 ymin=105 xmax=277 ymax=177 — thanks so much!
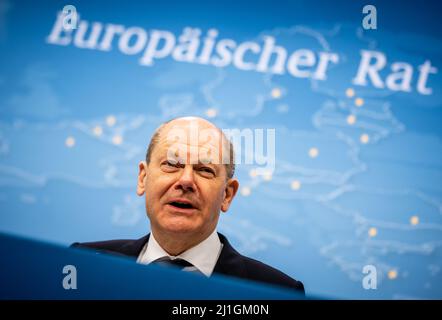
xmin=154 ymin=120 xmax=231 ymax=164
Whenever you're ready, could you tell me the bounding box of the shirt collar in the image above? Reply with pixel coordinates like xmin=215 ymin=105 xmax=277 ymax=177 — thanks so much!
xmin=137 ymin=229 xmax=223 ymax=277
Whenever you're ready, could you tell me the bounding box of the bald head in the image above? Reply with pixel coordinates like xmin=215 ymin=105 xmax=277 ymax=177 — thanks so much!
xmin=145 ymin=117 xmax=235 ymax=179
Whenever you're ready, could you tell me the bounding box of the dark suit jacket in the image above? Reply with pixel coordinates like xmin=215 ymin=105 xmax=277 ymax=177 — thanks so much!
xmin=72 ymin=232 xmax=305 ymax=295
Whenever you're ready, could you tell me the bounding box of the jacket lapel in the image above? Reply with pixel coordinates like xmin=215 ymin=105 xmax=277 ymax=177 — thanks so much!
xmin=214 ymin=233 xmax=247 ymax=278
xmin=117 ymin=234 xmax=150 ymax=258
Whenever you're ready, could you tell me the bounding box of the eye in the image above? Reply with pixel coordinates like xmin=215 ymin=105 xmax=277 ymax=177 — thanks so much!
xmin=198 ymin=166 xmax=215 ymax=177
xmin=161 ymin=160 xmax=181 ymax=170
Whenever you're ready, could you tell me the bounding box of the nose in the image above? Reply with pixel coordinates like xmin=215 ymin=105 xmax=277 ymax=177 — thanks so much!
xmin=174 ymin=165 xmax=196 ymax=193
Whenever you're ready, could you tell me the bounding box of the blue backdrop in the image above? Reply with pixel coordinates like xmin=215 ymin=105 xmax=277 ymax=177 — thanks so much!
xmin=0 ymin=0 xmax=441 ymax=299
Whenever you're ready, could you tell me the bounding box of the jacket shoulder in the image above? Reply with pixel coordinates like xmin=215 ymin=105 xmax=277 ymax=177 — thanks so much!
xmin=71 ymin=235 xmax=149 ymax=258
xmin=72 ymin=239 xmax=132 ymax=251
xmin=217 ymin=233 xmax=304 ymax=294
xmin=240 ymin=255 xmax=305 ymax=294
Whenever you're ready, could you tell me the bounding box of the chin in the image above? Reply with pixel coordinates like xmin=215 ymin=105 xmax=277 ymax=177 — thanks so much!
xmin=160 ymin=219 xmax=198 ymax=234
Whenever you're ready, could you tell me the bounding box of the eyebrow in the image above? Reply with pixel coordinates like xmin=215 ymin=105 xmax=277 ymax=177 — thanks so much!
xmin=160 ymin=156 xmax=219 ymax=165
xmin=198 ymin=158 xmax=217 ymax=165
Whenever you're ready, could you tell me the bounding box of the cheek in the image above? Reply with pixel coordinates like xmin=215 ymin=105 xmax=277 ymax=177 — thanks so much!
xmin=201 ymin=185 xmax=225 ymax=212
xmin=145 ymin=174 xmax=176 ymax=206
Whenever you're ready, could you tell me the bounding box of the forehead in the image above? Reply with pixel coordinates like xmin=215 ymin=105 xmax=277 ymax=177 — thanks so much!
xmin=153 ymin=120 xmax=230 ymax=164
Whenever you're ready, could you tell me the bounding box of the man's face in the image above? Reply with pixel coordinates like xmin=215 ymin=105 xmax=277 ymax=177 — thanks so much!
xmin=137 ymin=119 xmax=239 ymax=239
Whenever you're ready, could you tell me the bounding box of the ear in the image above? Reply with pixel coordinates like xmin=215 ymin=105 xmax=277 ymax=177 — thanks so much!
xmin=136 ymin=161 xmax=147 ymax=196
xmin=221 ymin=178 xmax=239 ymax=212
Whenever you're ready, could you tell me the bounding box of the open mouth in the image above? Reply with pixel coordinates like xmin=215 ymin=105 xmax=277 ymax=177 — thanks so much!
xmin=168 ymin=201 xmax=195 ymax=210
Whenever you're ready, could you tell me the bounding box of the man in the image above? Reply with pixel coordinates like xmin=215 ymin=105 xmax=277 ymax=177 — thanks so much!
xmin=73 ymin=116 xmax=304 ymax=295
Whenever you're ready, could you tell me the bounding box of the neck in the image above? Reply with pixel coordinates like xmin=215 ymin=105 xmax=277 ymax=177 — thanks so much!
xmin=152 ymin=228 xmax=214 ymax=256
